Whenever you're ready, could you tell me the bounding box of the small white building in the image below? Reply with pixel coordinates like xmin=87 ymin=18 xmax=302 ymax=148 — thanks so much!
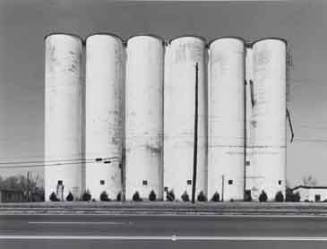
xmin=292 ymin=186 xmax=327 ymax=202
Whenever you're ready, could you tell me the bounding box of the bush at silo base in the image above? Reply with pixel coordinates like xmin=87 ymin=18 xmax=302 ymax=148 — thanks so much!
xmin=100 ymin=191 xmax=110 ymax=201
xmin=197 ymin=191 xmax=207 ymax=202
xmin=49 ymin=192 xmax=59 ymax=202
xmin=149 ymin=190 xmax=156 ymax=201
xmin=275 ymin=191 xmax=284 ymax=202
xmin=66 ymin=192 xmax=74 ymax=202
xmin=81 ymin=190 xmax=91 ymax=201
xmin=181 ymin=191 xmax=190 ymax=202
xmin=132 ymin=191 xmax=142 ymax=202
xmin=211 ymin=192 xmax=220 ymax=202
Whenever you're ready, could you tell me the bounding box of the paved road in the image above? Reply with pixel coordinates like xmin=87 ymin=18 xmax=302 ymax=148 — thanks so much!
xmin=1 ymin=214 xmax=327 ymax=248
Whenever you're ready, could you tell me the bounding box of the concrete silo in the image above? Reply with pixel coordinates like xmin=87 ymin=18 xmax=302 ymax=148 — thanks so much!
xmin=125 ymin=35 xmax=164 ymax=200
xmin=250 ymin=38 xmax=287 ymax=200
xmin=85 ymin=34 xmax=124 ymax=201
xmin=208 ymin=38 xmax=245 ymax=201
xmin=44 ymin=33 xmax=83 ymax=201
xmin=164 ymin=36 xmax=207 ymax=201
xmin=245 ymin=45 xmax=261 ymax=200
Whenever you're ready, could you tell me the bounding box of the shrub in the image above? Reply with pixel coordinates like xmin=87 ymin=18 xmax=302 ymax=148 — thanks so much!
xmin=132 ymin=191 xmax=142 ymax=201
xmin=66 ymin=192 xmax=74 ymax=201
xmin=197 ymin=191 xmax=207 ymax=202
xmin=181 ymin=191 xmax=190 ymax=202
xmin=286 ymin=188 xmax=300 ymax=202
xmin=116 ymin=192 xmax=122 ymax=201
xmin=275 ymin=191 xmax=284 ymax=202
xmin=82 ymin=190 xmax=91 ymax=201
xmin=211 ymin=192 xmax=220 ymax=202
xmin=293 ymin=192 xmax=300 ymax=202
xmin=230 ymin=198 xmax=234 ymax=202
xmin=285 ymin=188 xmax=293 ymax=202
xmin=100 ymin=191 xmax=110 ymax=201
xmin=166 ymin=190 xmax=175 ymax=201
xmin=149 ymin=190 xmax=156 ymax=201
xmin=49 ymin=192 xmax=59 ymax=202
xmin=259 ymin=191 xmax=268 ymax=202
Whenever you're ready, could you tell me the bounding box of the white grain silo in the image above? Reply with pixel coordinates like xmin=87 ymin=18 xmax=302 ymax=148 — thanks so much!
xmin=44 ymin=33 xmax=83 ymax=201
xmin=251 ymin=38 xmax=287 ymax=200
xmin=85 ymin=34 xmax=124 ymax=201
xmin=244 ymin=45 xmax=260 ymax=200
xmin=208 ymin=38 xmax=245 ymax=201
xmin=125 ymin=35 xmax=164 ymax=200
xmin=164 ymin=36 xmax=207 ymax=201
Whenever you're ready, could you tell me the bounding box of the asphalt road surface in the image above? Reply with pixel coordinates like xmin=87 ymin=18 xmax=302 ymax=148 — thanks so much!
xmin=1 ymin=214 xmax=327 ymax=248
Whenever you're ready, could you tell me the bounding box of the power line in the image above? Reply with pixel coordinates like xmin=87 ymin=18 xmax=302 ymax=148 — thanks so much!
xmin=0 ymin=156 xmax=120 ymax=169
xmin=0 ymin=156 xmax=119 ymax=165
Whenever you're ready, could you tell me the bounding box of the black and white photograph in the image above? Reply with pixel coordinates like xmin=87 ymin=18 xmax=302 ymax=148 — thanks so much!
xmin=0 ymin=0 xmax=326 ymax=248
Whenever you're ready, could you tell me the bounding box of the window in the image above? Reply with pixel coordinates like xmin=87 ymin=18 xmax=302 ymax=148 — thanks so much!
xmin=142 ymin=180 xmax=148 ymax=186
xmin=57 ymin=180 xmax=63 ymax=185
xmin=187 ymin=180 xmax=192 ymax=185
xmin=228 ymin=180 xmax=233 ymax=185
xmin=278 ymin=180 xmax=282 ymax=185
xmin=246 ymin=161 xmax=250 ymax=166
xmin=100 ymin=180 xmax=105 ymax=185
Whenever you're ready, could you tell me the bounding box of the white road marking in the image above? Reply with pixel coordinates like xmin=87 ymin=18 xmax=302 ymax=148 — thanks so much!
xmin=28 ymin=221 xmax=131 ymax=225
xmin=0 ymin=235 xmax=327 ymax=241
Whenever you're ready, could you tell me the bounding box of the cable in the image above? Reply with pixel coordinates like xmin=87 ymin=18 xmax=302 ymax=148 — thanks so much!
xmin=0 ymin=158 xmax=121 ymax=169
xmin=0 ymin=156 xmax=120 ymax=167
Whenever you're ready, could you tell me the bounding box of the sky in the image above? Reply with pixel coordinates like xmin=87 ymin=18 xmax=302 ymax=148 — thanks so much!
xmin=0 ymin=0 xmax=326 ymax=187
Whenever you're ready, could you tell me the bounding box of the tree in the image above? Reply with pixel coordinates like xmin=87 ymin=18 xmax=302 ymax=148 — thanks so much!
xmin=259 ymin=190 xmax=268 ymax=202
xmin=0 ymin=174 xmax=44 ymax=202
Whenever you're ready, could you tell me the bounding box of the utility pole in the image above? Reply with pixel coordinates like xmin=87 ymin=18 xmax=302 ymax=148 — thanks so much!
xmin=243 ymin=80 xmax=247 ymax=201
xmin=192 ymin=62 xmax=199 ymax=204
xmin=26 ymin=171 xmax=30 ymax=202
xmin=221 ymin=174 xmax=225 ymax=202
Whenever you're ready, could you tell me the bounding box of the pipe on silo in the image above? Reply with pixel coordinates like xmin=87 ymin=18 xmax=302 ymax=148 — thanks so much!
xmin=251 ymin=39 xmax=287 ymax=200
xmin=164 ymin=36 xmax=208 ymax=201
xmin=125 ymin=35 xmax=164 ymax=200
xmin=208 ymin=38 xmax=245 ymax=201
xmin=85 ymin=34 xmax=124 ymax=201
xmin=44 ymin=34 xmax=83 ymax=201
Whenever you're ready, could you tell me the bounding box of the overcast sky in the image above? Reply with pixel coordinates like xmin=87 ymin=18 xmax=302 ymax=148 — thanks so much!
xmin=0 ymin=0 xmax=326 ymax=187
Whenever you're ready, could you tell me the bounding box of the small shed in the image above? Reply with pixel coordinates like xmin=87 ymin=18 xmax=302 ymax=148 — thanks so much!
xmin=292 ymin=186 xmax=327 ymax=202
